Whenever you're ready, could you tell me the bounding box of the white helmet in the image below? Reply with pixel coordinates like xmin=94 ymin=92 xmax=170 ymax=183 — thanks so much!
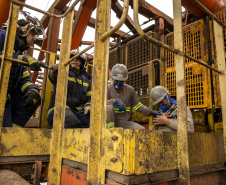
xmin=111 ymin=64 xmax=128 ymax=81
xmin=150 ymin=86 xmax=168 ymax=105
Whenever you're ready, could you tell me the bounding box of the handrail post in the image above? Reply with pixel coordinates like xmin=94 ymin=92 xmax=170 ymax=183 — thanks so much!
xmin=213 ymin=20 xmax=226 ymax=162
xmin=173 ymin=0 xmax=190 ymax=183
xmin=0 ymin=3 xmax=19 ymax=129
xmin=87 ymin=0 xmax=111 ymax=184
xmin=48 ymin=10 xmax=74 ymax=185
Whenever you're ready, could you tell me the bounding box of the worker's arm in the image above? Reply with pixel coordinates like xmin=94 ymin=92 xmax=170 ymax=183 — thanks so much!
xmin=48 ymin=64 xmax=59 ymax=84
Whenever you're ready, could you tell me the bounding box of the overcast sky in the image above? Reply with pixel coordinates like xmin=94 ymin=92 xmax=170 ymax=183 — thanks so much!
xmin=23 ymin=0 xmax=174 ymax=55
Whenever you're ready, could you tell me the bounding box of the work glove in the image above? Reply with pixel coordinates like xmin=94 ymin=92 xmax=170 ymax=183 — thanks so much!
xmin=84 ymin=106 xmax=91 ymax=115
xmin=19 ymin=54 xmax=48 ymax=71
xmin=116 ymin=98 xmax=126 ymax=113
xmin=49 ymin=64 xmax=59 ymax=77
xmin=150 ymin=110 xmax=162 ymax=116
xmin=23 ymin=89 xmax=41 ymax=109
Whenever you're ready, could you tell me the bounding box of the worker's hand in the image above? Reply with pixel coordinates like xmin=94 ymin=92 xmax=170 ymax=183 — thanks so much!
xmin=23 ymin=89 xmax=41 ymax=109
xmin=21 ymin=54 xmax=48 ymax=71
xmin=116 ymin=98 xmax=126 ymax=113
xmin=153 ymin=114 xmax=168 ymax=126
xmin=49 ymin=64 xmax=59 ymax=76
xmin=150 ymin=110 xmax=162 ymax=116
xmin=84 ymin=106 xmax=91 ymax=115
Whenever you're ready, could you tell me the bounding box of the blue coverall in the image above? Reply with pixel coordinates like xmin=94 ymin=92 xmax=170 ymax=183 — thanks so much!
xmin=0 ymin=29 xmax=40 ymax=127
xmin=47 ymin=66 xmax=92 ymax=128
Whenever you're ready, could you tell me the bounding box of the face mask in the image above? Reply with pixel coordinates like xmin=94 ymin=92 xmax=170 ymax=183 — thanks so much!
xmin=160 ymin=104 xmax=169 ymax=113
xmin=114 ymin=82 xmax=124 ymax=90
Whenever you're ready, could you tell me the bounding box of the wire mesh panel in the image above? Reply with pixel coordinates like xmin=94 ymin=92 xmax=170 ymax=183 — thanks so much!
xmin=109 ymin=48 xmax=117 ymax=70
xmin=127 ymin=66 xmax=149 ymax=96
xmin=165 ymin=20 xmax=207 ymax=70
xmin=126 ymin=33 xmax=153 ymax=69
xmin=165 ymin=63 xmax=211 ymax=109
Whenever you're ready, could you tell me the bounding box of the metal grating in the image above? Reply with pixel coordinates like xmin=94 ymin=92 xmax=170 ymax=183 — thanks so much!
xmin=165 ymin=20 xmax=205 ymax=70
xmin=127 ymin=67 xmax=149 ymax=96
xmin=109 ymin=48 xmax=117 ymax=70
xmin=165 ymin=63 xmax=210 ymax=108
xmin=126 ymin=34 xmax=152 ymax=69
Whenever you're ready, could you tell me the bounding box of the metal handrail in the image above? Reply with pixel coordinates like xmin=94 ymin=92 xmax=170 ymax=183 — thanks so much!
xmin=63 ymin=43 xmax=94 ymax=66
xmin=0 ymin=55 xmax=51 ymax=69
xmin=30 ymin=46 xmax=60 ymax=56
xmin=133 ymin=0 xmax=223 ymax=75
xmin=191 ymin=0 xmax=226 ymax=29
xmin=99 ymin=0 xmax=129 ymax=41
xmin=10 ymin=0 xmax=80 ymax=18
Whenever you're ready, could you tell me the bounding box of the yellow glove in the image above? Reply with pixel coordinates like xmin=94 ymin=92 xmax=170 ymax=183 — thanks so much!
xmin=84 ymin=106 xmax=91 ymax=115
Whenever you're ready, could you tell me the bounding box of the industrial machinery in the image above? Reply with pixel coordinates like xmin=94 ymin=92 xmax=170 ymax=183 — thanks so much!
xmin=0 ymin=0 xmax=226 ymax=184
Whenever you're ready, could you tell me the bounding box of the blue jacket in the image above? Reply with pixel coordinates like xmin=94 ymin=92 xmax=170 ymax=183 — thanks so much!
xmin=0 ymin=29 xmax=38 ymax=96
xmin=48 ymin=66 xmax=92 ymax=115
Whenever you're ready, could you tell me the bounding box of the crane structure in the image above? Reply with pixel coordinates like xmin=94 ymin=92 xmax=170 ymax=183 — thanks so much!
xmin=0 ymin=0 xmax=226 ymax=184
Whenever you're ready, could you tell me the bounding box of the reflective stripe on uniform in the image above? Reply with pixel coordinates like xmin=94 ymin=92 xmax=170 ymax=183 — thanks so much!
xmin=84 ymin=102 xmax=91 ymax=107
xmin=133 ymin=102 xmax=142 ymax=110
xmin=21 ymin=82 xmax=34 ymax=92
xmin=114 ymin=107 xmax=130 ymax=113
xmin=22 ymin=70 xmax=30 ymax=78
xmin=107 ymin=122 xmax=115 ymax=128
xmin=27 ymin=57 xmax=37 ymax=65
xmin=12 ymin=123 xmax=22 ymax=128
xmin=68 ymin=77 xmax=89 ymax=87
xmin=87 ymin=91 xmax=91 ymax=96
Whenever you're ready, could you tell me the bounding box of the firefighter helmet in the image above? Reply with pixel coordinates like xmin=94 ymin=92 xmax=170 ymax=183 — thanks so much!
xmin=150 ymin=86 xmax=168 ymax=105
xmin=70 ymin=49 xmax=87 ymax=68
xmin=2 ymin=11 xmax=46 ymax=40
xmin=111 ymin=64 xmax=128 ymax=81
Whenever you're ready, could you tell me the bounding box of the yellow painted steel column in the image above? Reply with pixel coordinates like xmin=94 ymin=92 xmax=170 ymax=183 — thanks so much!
xmin=213 ymin=20 xmax=226 ymax=161
xmin=42 ymin=53 xmax=56 ymax=128
xmin=87 ymin=0 xmax=111 ymax=184
xmin=48 ymin=11 xmax=74 ymax=185
xmin=148 ymin=62 xmax=155 ymax=130
xmin=173 ymin=0 xmax=190 ymax=183
xmin=0 ymin=3 xmax=19 ymax=129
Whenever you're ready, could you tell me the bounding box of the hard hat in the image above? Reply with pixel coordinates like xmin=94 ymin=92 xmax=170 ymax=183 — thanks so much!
xmin=111 ymin=64 xmax=128 ymax=81
xmin=2 ymin=11 xmax=46 ymax=40
xmin=150 ymin=86 xmax=168 ymax=105
xmin=70 ymin=49 xmax=87 ymax=68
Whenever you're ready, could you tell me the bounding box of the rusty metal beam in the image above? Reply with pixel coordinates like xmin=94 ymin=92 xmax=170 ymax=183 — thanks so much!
xmin=127 ymin=0 xmax=173 ymax=25
xmin=112 ymin=1 xmax=136 ymax=34
xmin=71 ymin=0 xmax=97 ymax=49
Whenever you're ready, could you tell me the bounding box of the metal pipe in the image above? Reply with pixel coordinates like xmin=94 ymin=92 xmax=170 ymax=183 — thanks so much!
xmin=0 ymin=56 xmax=52 ymax=69
xmin=133 ymin=0 xmax=223 ymax=75
xmin=191 ymin=0 xmax=226 ymax=29
xmin=63 ymin=43 xmax=94 ymax=66
xmin=10 ymin=0 xmax=80 ymax=18
xmin=30 ymin=46 xmax=60 ymax=56
xmin=99 ymin=0 xmax=129 ymax=41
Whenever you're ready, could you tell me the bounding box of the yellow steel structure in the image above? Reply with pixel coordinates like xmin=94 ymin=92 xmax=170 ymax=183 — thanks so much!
xmin=173 ymin=0 xmax=190 ymax=183
xmin=0 ymin=3 xmax=19 ymax=130
xmin=42 ymin=53 xmax=57 ymax=128
xmin=87 ymin=0 xmax=111 ymax=184
xmin=0 ymin=1 xmax=226 ymax=185
xmin=48 ymin=10 xmax=74 ymax=185
xmin=213 ymin=20 xmax=226 ymax=161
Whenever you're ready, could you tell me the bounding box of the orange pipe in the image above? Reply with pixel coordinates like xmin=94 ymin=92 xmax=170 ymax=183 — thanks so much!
xmin=181 ymin=0 xmax=225 ymax=18
xmin=0 ymin=0 xmax=26 ymax=29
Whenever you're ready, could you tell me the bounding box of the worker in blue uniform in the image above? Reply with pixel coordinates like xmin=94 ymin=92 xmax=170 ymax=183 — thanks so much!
xmin=0 ymin=11 xmax=48 ymax=127
xmin=47 ymin=50 xmax=92 ymax=128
